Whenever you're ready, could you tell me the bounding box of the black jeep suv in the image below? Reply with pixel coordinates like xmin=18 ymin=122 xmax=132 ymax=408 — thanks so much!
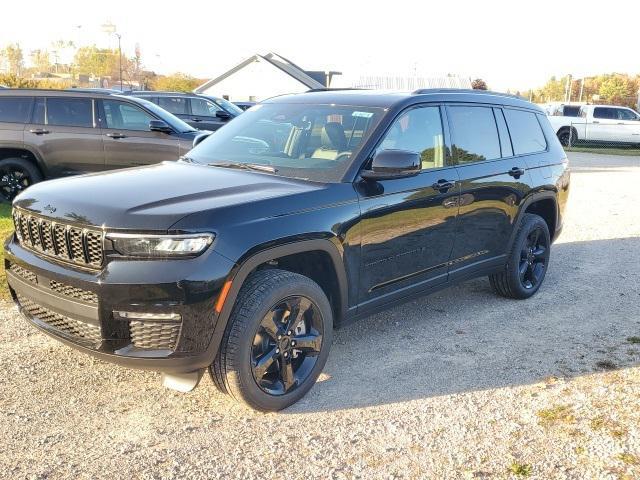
xmin=5 ymin=89 xmax=570 ymax=411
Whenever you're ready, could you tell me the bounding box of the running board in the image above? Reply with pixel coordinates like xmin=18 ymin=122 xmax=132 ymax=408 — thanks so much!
xmin=161 ymin=369 xmax=204 ymax=393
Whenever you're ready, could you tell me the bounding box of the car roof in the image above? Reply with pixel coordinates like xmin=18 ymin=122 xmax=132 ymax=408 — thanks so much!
xmin=264 ymin=88 xmax=544 ymax=113
xmin=0 ymin=89 xmax=159 ymax=105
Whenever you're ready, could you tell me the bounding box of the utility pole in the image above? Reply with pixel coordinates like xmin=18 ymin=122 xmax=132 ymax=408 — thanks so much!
xmin=101 ymin=22 xmax=123 ymax=91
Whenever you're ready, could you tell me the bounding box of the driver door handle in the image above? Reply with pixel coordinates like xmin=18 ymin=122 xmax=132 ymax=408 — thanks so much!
xmin=29 ymin=128 xmax=50 ymax=135
xmin=431 ymin=179 xmax=456 ymax=192
xmin=508 ymin=167 xmax=525 ymax=178
xmin=106 ymin=133 xmax=127 ymax=139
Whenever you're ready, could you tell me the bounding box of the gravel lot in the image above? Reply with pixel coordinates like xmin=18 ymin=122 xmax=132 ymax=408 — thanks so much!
xmin=1 ymin=152 xmax=639 ymax=479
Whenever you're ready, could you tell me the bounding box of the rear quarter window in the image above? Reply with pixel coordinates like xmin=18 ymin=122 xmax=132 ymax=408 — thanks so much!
xmin=503 ymin=109 xmax=547 ymax=155
xmin=0 ymin=97 xmax=33 ymax=123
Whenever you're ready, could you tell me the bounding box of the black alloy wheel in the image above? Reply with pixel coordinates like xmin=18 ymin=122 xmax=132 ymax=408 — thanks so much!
xmin=210 ymin=269 xmax=333 ymax=411
xmin=489 ymin=213 xmax=551 ymax=299
xmin=518 ymin=227 xmax=548 ymax=290
xmin=251 ymin=296 xmax=323 ymax=395
xmin=0 ymin=158 xmax=42 ymax=201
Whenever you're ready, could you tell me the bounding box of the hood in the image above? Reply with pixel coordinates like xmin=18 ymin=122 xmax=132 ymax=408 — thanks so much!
xmin=14 ymin=162 xmax=321 ymax=230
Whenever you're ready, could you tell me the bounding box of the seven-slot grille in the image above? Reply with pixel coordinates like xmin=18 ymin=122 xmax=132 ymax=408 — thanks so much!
xmin=13 ymin=209 xmax=104 ymax=268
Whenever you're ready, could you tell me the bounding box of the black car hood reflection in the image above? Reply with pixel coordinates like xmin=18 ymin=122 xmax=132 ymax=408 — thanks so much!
xmin=13 ymin=161 xmax=321 ymax=230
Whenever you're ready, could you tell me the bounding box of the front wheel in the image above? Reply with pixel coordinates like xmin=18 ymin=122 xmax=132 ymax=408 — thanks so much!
xmin=210 ymin=269 xmax=333 ymax=411
xmin=489 ymin=213 xmax=551 ymax=299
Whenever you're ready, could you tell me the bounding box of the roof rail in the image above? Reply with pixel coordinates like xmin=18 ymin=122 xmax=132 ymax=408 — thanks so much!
xmin=412 ymin=88 xmax=525 ymax=100
xmin=305 ymin=87 xmax=370 ymax=93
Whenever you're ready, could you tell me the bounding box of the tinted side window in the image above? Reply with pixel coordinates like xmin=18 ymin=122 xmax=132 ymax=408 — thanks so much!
xmin=494 ymin=108 xmax=513 ymax=157
xmin=46 ymin=98 xmax=93 ymax=127
xmin=32 ymin=98 xmax=45 ymax=124
xmin=593 ymin=107 xmax=614 ymax=119
xmin=503 ymin=109 xmax=547 ymax=155
xmin=103 ymin=100 xmax=155 ymax=131
xmin=158 ymin=97 xmax=188 ymax=115
xmin=0 ymin=97 xmax=33 ymax=123
xmin=448 ymin=106 xmax=500 ymax=164
xmin=617 ymin=108 xmax=638 ymax=121
xmin=191 ymin=98 xmax=222 ymax=117
xmin=378 ymin=106 xmax=445 ymax=170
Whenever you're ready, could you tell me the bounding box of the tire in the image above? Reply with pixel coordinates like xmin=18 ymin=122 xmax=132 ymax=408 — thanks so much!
xmin=557 ymin=128 xmax=576 ymax=147
xmin=209 ymin=269 xmax=333 ymax=411
xmin=489 ymin=213 xmax=551 ymax=300
xmin=0 ymin=157 xmax=42 ymax=201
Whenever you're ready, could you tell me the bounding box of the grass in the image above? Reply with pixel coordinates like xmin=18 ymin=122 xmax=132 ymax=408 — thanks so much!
xmin=617 ymin=453 xmax=639 ymax=466
xmin=565 ymin=145 xmax=640 ymax=156
xmin=536 ymin=405 xmax=575 ymax=426
xmin=626 ymin=336 xmax=640 ymax=344
xmin=0 ymin=202 xmax=13 ymax=300
xmin=508 ymin=462 xmax=532 ymax=477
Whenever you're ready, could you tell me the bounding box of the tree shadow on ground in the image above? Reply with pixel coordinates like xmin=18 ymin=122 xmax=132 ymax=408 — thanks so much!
xmin=286 ymin=236 xmax=640 ymax=413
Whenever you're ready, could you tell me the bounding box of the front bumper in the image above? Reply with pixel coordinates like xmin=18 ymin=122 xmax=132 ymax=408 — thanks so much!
xmin=5 ymin=235 xmax=235 ymax=373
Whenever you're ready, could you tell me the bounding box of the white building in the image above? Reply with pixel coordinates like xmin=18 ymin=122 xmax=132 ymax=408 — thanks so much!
xmin=194 ymin=52 xmax=341 ymax=102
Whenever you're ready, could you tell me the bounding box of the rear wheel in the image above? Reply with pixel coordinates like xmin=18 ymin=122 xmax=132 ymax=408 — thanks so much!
xmin=557 ymin=129 xmax=576 ymax=147
xmin=489 ymin=213 xmax=551 ymax=299
xmin=0 ymin=158 xmax=42 ymax=201
xmin=210 ymin=269 xmax=333 ymax=411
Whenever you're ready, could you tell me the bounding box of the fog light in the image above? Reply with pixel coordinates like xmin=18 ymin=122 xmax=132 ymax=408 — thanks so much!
xmin=114 ymin=311 xmax=181 ymax=322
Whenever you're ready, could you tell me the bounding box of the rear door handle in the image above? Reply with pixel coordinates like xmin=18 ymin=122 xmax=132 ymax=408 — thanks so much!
xmin=106 ymin=133 xmax=127 ymax=139
xmin=431 ymin=179 xmax=456 ymax=192
xmin=190 ymin=118 xmax=202 ymax=122
xmin=29 ymin=128 xmax=50 ymax=135
xmin=508 ymin=167 xmax=525 ymax=178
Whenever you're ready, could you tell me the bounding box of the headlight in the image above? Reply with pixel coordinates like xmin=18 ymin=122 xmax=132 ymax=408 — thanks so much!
xmin=107 ymin=233 xmax=214 ymax=258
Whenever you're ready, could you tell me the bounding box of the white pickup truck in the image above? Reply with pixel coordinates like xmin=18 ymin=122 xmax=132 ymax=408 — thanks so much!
xmin=547 ymin=105 xmax=640 ymax=146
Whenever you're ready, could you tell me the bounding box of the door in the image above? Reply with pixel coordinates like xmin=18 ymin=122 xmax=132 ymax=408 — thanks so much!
xmin=357 ymin=105 xmax=460 ymax=308
xmin=586 ymin=107 xmax=621 ymax=142
xmin=188 ymin=97 xmax=230 ymax=131
xmin=447 ymin=105 xmax=536 ymax=277
xmin=99 ymin=98 xmax=181 ymax=168
xmin=24 ymin=97 xmax=104 ymax=176
xmin=612 ymin=107 xmax=640 ymax=143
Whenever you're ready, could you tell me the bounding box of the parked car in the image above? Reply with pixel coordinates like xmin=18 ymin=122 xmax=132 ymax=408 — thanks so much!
xmin=548 ymin=104 xmax=640 ymax=145
xmin=233 ymin=101 xmax=257 ymax=111
xmin=5 ymin=89 xmax=570 ymax=411
xmin=0 ymin=89 xmax=210 ymax=200
xmin=126 ymin=91 xmax=242 ymax=131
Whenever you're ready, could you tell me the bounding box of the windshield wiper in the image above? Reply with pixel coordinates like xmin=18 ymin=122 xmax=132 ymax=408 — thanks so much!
xmin=208 ymin=162 xmax=277 ymax=173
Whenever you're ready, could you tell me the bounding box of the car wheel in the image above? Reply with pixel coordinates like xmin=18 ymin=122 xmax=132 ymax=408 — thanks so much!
xmin=0 ymin=158 xmax=42 ymax=201
xmin=210 ymin=268 xmax=333 ymax=411
xmin=489 ymin=213 xmax=551 ymax=299
xmin=557 ymin=129 xmax=575 ymax=147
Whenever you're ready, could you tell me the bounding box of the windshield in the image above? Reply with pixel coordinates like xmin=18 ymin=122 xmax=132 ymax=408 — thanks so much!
xmin=133 ymin=97 xmax=196 ymax=133
xmin=187 ymin=103 xmax=384 ymax=182
xmin=211 ymin=96 xmax=243 ymax=116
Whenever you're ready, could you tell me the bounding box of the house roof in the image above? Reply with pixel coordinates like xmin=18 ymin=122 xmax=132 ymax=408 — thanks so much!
xmin=194 ymin=52 xmax=326 ymax=93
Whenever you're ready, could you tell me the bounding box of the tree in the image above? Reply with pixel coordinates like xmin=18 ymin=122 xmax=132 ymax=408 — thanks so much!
xmin=73 ymin=45 xmax=119 ymax=77
xmin=151 ymin=73 xmax=200 ymax=92
xmin=1 ymin=43 xmax=24 ymax=75
xmin=31 ymin=49 xmax=52 ymax=73
xmin=471 ymin=78 xmax=488 ymax=90
xmin=599 ymin=75 xmax=635 ymax=105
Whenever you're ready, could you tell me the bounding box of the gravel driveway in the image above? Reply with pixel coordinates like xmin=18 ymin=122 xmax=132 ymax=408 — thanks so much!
xmin=1 ymin=152 xmax=639 ymax=479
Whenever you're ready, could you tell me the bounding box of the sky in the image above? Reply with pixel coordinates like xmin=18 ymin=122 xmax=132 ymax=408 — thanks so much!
xmin=2 ymin=0 xmax=639 ymax=92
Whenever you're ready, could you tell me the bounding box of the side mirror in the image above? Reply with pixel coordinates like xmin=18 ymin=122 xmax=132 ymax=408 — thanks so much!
xmin=361 ymin=149 xmax=421 ymax=180
xmin=192 ymin=132 xmax=212 ymax=148
xmin=215 ymin=110 xmax=232 ymax=119
xmin=149 ymin=120 xmax=173 ymax=133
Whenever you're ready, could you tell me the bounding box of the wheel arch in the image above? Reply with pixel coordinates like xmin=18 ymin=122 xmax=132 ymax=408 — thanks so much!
xmin=208 ymin=239 xmax=349 ymax=361
xmin=509 ymin=192 xmax=559 ymax=249
xmin=0 ymin=146 xmax=48 ymax=178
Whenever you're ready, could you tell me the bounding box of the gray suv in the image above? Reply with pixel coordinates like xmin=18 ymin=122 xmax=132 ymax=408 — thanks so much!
xmin=0 ymin=89 xmax=209 ymax=200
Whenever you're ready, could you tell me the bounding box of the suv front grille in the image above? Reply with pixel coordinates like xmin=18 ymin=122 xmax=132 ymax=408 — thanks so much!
xmin=13 ymin=209 xmax=104 ymax=268
xmin=49 ymin=280 xmax=99 ymax=304
xmin=17 ymin=293 xmax=102 ymax=347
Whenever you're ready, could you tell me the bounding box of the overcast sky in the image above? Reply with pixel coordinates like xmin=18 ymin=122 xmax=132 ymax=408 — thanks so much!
xmin=2 ymin=0 xmax=638 ymax=92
